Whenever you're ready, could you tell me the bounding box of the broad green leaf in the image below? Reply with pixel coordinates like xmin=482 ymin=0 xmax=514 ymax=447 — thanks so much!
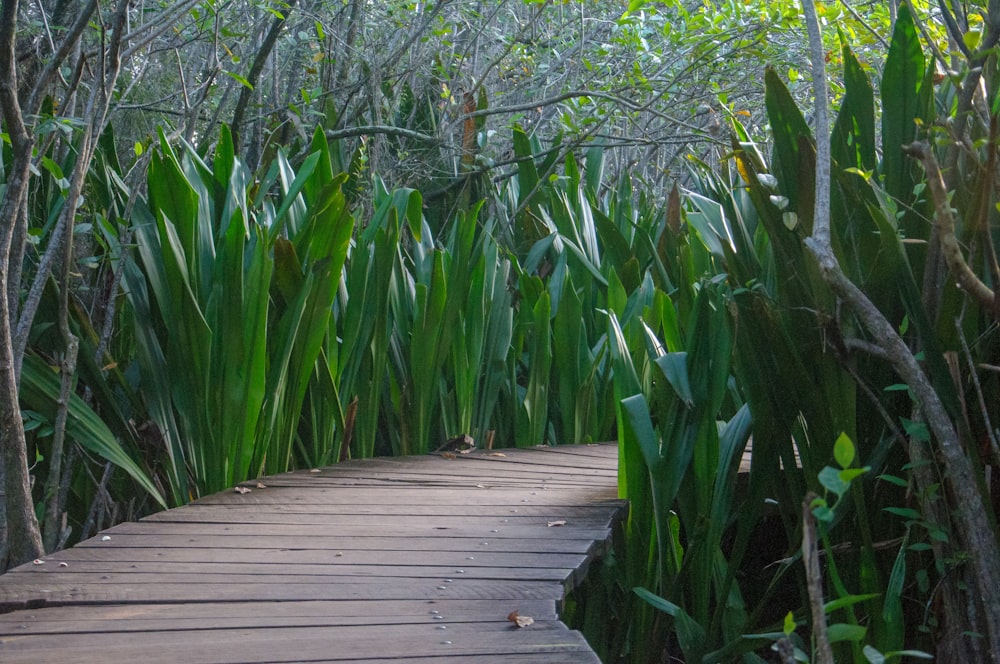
xmin=881 ymin=4 xmax=923 ymax=202
xmin=833 ymin=432 xmax=855 ymax=469
xmin=827 ymin=623 xmax=867 ymax=643
xmin=21 ymin=355 xmax=166 ymax=508
xmin=634 ymin=587 xmax=706 ymax=662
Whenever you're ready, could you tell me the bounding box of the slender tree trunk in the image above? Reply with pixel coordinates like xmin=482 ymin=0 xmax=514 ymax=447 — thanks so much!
xmin=0 ymin=0 xmax=45 ymax=568
xmin=230 ymin=0 xmax=298 ymax=153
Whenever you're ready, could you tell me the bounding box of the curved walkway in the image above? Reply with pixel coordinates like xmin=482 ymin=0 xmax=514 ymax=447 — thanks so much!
xmin=0 ymin=443 xmax=624 ymax=663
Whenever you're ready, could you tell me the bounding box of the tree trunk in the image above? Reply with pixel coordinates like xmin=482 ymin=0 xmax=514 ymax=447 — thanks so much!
xmin=0 ymin=0 xmax=45 ymax=571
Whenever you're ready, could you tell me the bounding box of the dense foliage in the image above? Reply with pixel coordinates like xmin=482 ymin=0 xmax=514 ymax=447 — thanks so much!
xmin=2 ymin=1 xmax=1000 ymax=662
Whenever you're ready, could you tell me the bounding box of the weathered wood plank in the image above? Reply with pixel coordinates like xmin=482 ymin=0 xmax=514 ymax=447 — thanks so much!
xmin=70 ymin=533 xmax=600 ymax=554
xmin=0 ymin=620 xmax=599 ymax=664
xmin=7 ymin=561 xmax=575 ymax=582
xmin=96 ymin=520 xmax=611 ymax=541
xmin=142 ymin=503 xmax=622 ymax=523
xmin=0 ymin=578 xmax=567 ymax=607
xmin=0 ymin=599 xmax=562 ymax=633
xmin=141 ymin=506 xmax=618 ymax=527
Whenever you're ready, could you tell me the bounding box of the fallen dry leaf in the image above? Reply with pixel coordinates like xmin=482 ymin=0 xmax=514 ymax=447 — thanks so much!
xmin=507 ymin=610 xmax=534 ymax=628
xmin=255 ymin=481 xmax=267 ymax=489
xmin=309 ymin=468 xmax=321 ymax=473
xmin=487 ymin=452 xmax=506 ymax=457
xmin=234 ymin=486 xmax=252 ymax=494
xmin=547 ymin=520 xmax=567 ymax=527
xmin=441 ymin=452 xmax=457 ymax=459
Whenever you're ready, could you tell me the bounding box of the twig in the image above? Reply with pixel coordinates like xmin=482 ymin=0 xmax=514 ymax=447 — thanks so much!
xmin=957 ymin=319 xmax=1000 ymax=468
xmin=802 ymin=493 xmax=834 ymax=664
xmin=903 ymin=141 xmax=996 ymax=312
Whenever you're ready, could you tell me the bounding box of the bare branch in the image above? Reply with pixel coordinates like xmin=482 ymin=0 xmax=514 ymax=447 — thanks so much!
xmin=903 ymin=141 xmax=996 ymax=312
xmin=802 ymin=493 xmax=833 ymax=664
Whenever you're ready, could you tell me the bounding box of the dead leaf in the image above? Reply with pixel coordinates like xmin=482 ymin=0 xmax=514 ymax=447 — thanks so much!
xmin=547 ymin=520 xmax=567 ymax=527
xmin=487 ymin=452 xmax=506 ymax=457
xmin=255 ymin=481 xmax=267 ymax=489
xmin=441 ymin=452 xmax=457 ymax=459
xmin=234 ymin=486 xmax=252 ymax=494
xmin=507 ymin=610 xmax=534 ymax=628
xmin=309 ymin=468 xmax=321 ymax=473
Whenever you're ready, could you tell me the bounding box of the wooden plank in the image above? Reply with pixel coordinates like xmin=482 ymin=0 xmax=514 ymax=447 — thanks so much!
xmin=0 ymin=599 xmax=562 ymax=633
xmin=141 ymin=506 xmax=619 ymax=527
xmin=69 ymin=533 xmax=600 ymax=554
xmin=142 ymin=503 xmax=623 ymax=522
xmin=6 ymin=561 xmax=575 ymax=582
xmin=97 ymin=520 xmax=611 ymax=541
xmin=0 ymin=578 xmax=567 ymax=608
xmin=0 ymin=620 xmax=598 ymax=664
xmin=191 ymin=486 xmax=620 ymax=506
xmin=25 ymin=546 xmax=589 ymax=569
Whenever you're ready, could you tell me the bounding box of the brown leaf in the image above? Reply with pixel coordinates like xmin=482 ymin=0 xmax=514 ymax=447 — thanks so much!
xmin=255 ymin=481 xmax=267 ymax=489
xmin=507 ymin=610 xmax=534 ymax=628
xmin=547 ymin=520 xmax=567 ymax=527
xmin=441 ymin=452 xmax=457 ymax=459
xmin=234 ymin=486 xmax=252 ymax=494
xmin=487 ymin=452 xmax=506 ymax=457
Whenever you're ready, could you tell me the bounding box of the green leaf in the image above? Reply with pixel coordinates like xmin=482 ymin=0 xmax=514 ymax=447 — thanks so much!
xmin=838 ymin=467 xmax=869 ymax=484
xmin=900 ymin=417 xmax=930 ymax=442
xmin=827 ymin=622 xmax=867 ymax=643
xmin=881 ymin=3 xmax=924 ymax=202
xmin=863 ymin=645 xmax=886 ymax=664
xmin=883 ymin=506 xmax=922 ymax=521
xmin=833 ymin=432 xmax=855 ymax=469
xmin=634 ymin=587 xmax=706 ymax=662
xmin=877 ymin=473 xmax=908 ymax=487
xmin=783 ymin=611 xmax=797 ymax=636
xmin=823 ymin=593 xmax=881 ymax=613
xmin=20 ymin=355 xmax=166 ymax=508
xmin=818 ymin=465 xmax=849 ymax=497
xmin=224 ymin=70 xmax=254 ymax=90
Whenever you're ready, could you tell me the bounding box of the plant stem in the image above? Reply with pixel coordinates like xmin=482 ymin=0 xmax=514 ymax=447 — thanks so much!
xmin=802 ymin=493 xmax=833 ymax=664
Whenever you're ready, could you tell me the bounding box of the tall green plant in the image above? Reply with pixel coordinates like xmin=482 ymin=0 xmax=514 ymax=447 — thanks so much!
xmin=127 ymin=127 xmax=353 ymax=501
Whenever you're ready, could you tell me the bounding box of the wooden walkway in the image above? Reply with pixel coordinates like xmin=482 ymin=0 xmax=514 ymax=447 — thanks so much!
xmin=0 ymin=444 xmax=625 ymax=663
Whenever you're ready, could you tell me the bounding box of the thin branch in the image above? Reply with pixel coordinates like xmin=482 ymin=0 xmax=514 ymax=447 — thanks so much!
xmin=325 ymin=124 xmax=440 ymax=144
xmin=802 ymin=493 xmax=834 ymax=664
xmin=231 ymin=0 xmax=299 ymax=152
xmin=25 ymin=0 xmax=98 ymax=118
xmin=903 ymin=141 xmax=996 ymax=312
xmin=957 ymin=319 xmax=1000 ymax=468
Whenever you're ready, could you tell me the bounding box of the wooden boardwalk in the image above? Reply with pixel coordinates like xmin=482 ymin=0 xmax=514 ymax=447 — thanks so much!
xmin=0 ymin=444 xmax=625 ymax=663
